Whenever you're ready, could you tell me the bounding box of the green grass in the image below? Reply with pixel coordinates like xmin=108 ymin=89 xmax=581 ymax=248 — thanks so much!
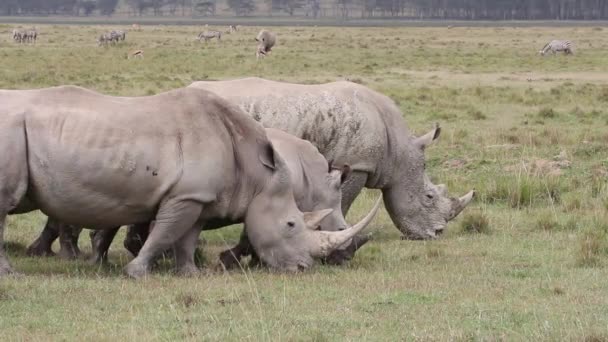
xmin=2 ymin=23 xmax=608 ymax=340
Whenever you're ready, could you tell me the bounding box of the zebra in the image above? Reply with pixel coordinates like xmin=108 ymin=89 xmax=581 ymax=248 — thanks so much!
xmin=111 ymin=30 xmax=126 ymax=42
xmin=23 ymin=27 xmax=37 ymax=44
xmin=539 ymin=40 xmax=574 ymax=56
xmin=97 ymin=32 xmax=113 ymax=46
xmin=198 ymin=30 xmax=222 ymax=43
xmin=228 ymin=25 xmax=239 ymax=33
xmin=11 ymin=29 xmax=24 ymax=43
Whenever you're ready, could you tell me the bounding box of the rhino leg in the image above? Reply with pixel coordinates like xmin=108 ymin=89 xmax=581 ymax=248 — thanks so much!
xmin=58 ymin=225 xmax=82 ymax=260
xmin=89 ymin=227 xmax=120 ymax=264
xmin=323 ymin=171 xmax=369 ymax=265
xmin=124 ymin=200 xmax=203 ymax=279
xmin=218 ymin=231 xmax=254 ymax=269
xmin=0 ymin=120 xmax=29 ymax=276
xmin=124 ymin=223 xmax=150 ymax=257
xmin=173 ymin=226 xmax=201 ymax=276
xmin=26 ymin=217 xmax=60 ymax=257
xmin=340 ymin=171 xmax=368 ymax=215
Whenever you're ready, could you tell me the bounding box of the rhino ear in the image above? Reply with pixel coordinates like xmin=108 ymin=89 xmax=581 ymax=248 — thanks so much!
xmin=259 ymin=141 xmax=276 ymax=170
xmin=328 ymin=163 xmax=351 ymax=188
xmin=414 ymin=123 xmax=441 ymax=150
xmin=340 ymin=164 xmax=351 ymax=184
xmin=303 ymin=209 xmax=333 ymax=230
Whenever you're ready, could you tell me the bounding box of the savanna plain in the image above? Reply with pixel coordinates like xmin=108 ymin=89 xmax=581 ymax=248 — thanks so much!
xmin=1 ymin=23 xmax=608 ymax=341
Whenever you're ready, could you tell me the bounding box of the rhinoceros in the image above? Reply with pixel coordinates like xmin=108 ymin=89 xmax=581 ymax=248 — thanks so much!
xmin=28 ymin=127 xmax=377 ymax=267
xmin=255 ymin=29 xmax=276 ymax=59
xmin=0 ymin=85 xmax=375 ymax=278
xmin=94 ymin=127 xmax=374 ymax=266
xmin=188 ymin=78 xmax=475 ymax=240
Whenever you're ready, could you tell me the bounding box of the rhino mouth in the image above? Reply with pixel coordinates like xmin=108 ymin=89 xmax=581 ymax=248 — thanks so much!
xmin=400 ymin=230 xmax=437 ymax=240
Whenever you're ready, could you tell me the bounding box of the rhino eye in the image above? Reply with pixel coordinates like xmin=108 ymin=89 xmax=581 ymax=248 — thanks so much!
xmin=287 ymin=221 xmax=295 ymax=228
xmin=426 ymin=193 xmax=434 ymax=200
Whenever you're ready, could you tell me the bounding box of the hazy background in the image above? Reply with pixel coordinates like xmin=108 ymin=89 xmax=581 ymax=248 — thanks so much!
xmin=1 ymin=0 xmax=608 ymax=21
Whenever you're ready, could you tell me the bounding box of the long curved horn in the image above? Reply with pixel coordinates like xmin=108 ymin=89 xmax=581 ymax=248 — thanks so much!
xmin=310 ymin=196 xmax=382 ymax=257
xmin=448 ymin=190 xmax=475 ymax=220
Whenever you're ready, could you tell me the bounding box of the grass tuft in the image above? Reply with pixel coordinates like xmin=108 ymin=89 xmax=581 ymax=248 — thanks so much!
xmin=537 ymin=107 xmax=558 ymax=119
xmin=535 ymin=212 xmax=560 ymax=231
xmin=460 ymin=211 xmax=491 ymax=234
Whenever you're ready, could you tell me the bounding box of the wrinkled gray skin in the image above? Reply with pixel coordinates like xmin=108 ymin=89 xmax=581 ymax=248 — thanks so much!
xmin=27 ymin=128 xmax=376 ymax=266
xmin=189 ymin=78 xmax=475 ymax=240
xmin=0 ymin=85 xmax=368 ymax=278
xmin=255 ymin=29 xmax=276 ymax=59
xmin=82 ymin=128 xmax=375 ymax=266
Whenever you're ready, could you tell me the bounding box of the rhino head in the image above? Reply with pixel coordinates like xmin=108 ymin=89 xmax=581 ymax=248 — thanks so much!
xmin=383 ymin=124 xmax=475 ymax=240
xmin=245 ymin=145 xmax=380 ymax=271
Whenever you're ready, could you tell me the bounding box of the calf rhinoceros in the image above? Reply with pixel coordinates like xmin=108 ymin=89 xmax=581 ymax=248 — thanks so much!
xmin=0 ymin=85 xmax=373 ymax=278
xmin=90 ymin=127 xmax=375 ymax=267
xmin=189 ymin=78 xmax=474 ymax=240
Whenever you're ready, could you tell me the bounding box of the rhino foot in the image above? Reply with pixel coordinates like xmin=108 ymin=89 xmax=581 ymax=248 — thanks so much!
xmin=218 ymin=249 xmax=242 ymax=270
xmin=176 ymin=263 xmax=200 ymax=277
xmin=88 ymin=253 xmax=108 ymax=265
xmin=0 ymin=263 xmax=16 ymax=277
xmin=26 ymin=241 xmax=56 ymax=257
xmin=124 ymin=262 xmax=150 ymax=279
xmin=57 ymin=245 xmax=80 ymax=260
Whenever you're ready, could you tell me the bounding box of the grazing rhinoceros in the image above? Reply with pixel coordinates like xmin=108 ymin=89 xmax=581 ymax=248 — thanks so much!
xmin=0 ymin=85 xmax=375 ymax=278
xmin=255 ymin=29 xmax=276 ymax=59
xmin=188 ymin=78 xmax=475 ymax=240
xmin=28 ymin=128 xmax=378 ymax=267
xmin=87 ymin=127 xmax=375 ymax=267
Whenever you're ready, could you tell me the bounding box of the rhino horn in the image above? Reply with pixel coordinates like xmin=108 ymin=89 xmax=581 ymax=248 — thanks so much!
xmin=310 ymin=196 xmax=382 ymax=257
xmin=449 ymin=190 xmax=475 ymax=220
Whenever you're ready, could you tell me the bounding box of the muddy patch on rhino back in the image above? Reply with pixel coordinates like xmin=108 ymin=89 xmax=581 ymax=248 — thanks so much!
xmin=238 ymin=91 xmax=369 ymax=163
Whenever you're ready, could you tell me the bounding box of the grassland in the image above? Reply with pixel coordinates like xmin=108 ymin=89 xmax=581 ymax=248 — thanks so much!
xmin=1 ymin=23 xmax=608 ymax=340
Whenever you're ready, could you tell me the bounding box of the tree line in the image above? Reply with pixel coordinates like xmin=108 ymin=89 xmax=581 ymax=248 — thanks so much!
xmin=1 ymin=0 xmax=607 ymax=19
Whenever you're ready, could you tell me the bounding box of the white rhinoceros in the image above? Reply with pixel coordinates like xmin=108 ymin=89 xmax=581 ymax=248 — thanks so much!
xmin=188 ymin=78 xmax=474 ymax=240
xmin=81 ymin=127 xmax=377 ymax=266
xmin=0 ymin=85 xmax=374 ymax=277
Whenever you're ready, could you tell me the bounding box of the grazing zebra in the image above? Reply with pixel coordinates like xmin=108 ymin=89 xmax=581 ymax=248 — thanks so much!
xmin=23 ymin=28 xmax=37 ymax=44
xmin=198 ymin=30 xmax=222 ymax=42
xmin=97 ymin=32 xmax=113 ymax=46
xmin=11 ymin=29 xmax=23 ymax=43
xmin=127 ymin=50 xmax=144 ymax=59
xmin=228 ymin=25 xmax=238 ymax=33
xmin=111 ymin=30 xmax=126 ymax=42
xmin=539 ymin=40 xmax=574 ymax=56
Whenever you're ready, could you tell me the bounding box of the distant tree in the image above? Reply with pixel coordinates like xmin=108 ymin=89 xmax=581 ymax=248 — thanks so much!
xmin=194 ymin=0 xmax=216 ymax=15
xmin=97 ymin=0 xmax=118 ymax=15
xmin=226 ymin=0 xmax=255 ymax=16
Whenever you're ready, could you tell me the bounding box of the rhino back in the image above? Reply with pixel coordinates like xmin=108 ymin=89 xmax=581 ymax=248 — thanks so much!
xmin=12 ymin=86 xmax=257 ymax=227
xmin=190 ymin=78 xmax=393 ymax=181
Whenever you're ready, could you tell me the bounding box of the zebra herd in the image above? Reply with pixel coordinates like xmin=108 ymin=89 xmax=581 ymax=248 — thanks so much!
xmin=11 ymin=27 xmax=37 ymax=44
xmin=11 ymin=25 xmax=568 ymax=61
xmin=197 ymin=25 xmax=240 ymax=43
xmin=98 ymin=30 xmax=127 ymax=47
